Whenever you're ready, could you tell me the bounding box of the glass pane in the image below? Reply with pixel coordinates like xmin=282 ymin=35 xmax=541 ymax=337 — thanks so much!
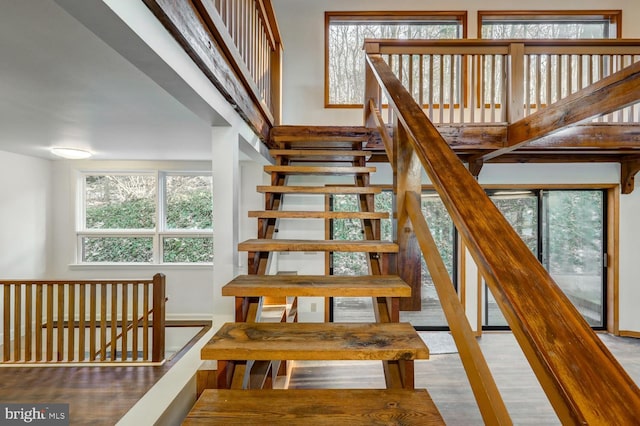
xmin=166 ymin=175 xmax=213 ymax=230
xmin=163 ymin=237 xmax=213 ymax=263
xmin=84 ymin=175 xmax=155 ymax=229
xmin=82 ymin=237 xmax=153 ymax=263
xmin=543 ymin=191 xmax=604 ymax=327
xmin=482 ymin=22 xmax=609 ymax=39
xmin=401 ymin=193 xmax=455 ymax=328
xmin=329 ymin=19 xmax=461 ymax=104
xmin=485 ymin=190 xmax=538 ymax=327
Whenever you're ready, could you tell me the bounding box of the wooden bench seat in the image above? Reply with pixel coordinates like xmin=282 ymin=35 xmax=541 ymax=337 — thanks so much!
xmin=202 ymin=322 xmax=428 ymax=389
xmin=184 ymin=389 xmax=445 ymax=425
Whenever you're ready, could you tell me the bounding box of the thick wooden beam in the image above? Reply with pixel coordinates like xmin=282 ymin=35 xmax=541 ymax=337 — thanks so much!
xmin=620 ymin=156 xmax=640 ymax=194
xmin=482 ymin=60 xmax=640 ymax=161
xmin=142 ymin=0 xmax=271 ymax=141
xmin=366 ymin=52 xmax=640 ymax=424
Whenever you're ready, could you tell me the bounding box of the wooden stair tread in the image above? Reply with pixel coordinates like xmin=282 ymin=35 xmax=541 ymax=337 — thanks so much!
xmin=238 ymin=239 xmax=399 ymax=253
xmin=270 ymin=149 xmax=371 ymax=159
xmin=265 ymin=165 xmax=376 ymax=175
xmin=223 ymin=275 xmax=411 ymax=297
xmin=256 ymin=185 xmax=381 ymax=194
xmin=184 ymin=389 xmax=445 ymax=425
xmin=248 ymin=210 xmax=388 ymax=219
xmin=201 ymin=322 xmax=429 ymax=361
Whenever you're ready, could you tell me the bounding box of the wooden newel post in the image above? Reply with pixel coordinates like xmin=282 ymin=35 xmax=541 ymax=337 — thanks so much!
xmin=363 ymin=41 xmax=381 ymax=129
xmin=395 ymin=123 xmax=422 ymax=311
xmin=508 ymin=43 xmax=525 ymax=124
xmin=152 ymin=273 xmax=166 ymax=362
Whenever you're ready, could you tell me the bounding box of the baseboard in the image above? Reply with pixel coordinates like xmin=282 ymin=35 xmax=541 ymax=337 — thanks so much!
xmin=618 ymin=330 xmax=640 ymax=339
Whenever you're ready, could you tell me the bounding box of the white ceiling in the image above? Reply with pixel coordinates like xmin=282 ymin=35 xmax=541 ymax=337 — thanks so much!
xmin=0 ymin=0 xmax=213 ymax=161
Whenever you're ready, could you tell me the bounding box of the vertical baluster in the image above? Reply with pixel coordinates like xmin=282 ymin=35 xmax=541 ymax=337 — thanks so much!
xmin=46 ymin=284 xmax=53 ymax=361
xmin=577 ymin=54 xmax=584 ymax=91
xmin=534 ymin=55 xmax=541 ymax=112
xmin=35 ymin=284 xmax=43 ymax=362
xmin=556 ymin=55 xmax=562 ymax=104
xmin=132 ymin=284 xmax=139 ymax=361
xmin=143 ymin=283 xmax=149 ymax=361
xmin=438 ymin=55 xmax=444 ymax=124
xmin=90 ymin=284 xmax=97 ymax=360
xmin=525 ymin=55 xmax=531 ymax=117
xmin=111 ymin=283 xmax=118 ymax=361
xmin=57 ymin=284 xmax=64 ymax=361
xmin=501 ymin=54 xmax=507 ymax=122
xmin=419 ymin=54 xmax=424 ymax=109
xmin=78 ymin=283 xmax=85 ymax=362
xmin=459 ymin=55 xmax=465 ymax=123
xmin=470 ymin=55 xmax=476 ymax=123
xmin=13 ymin=285 xmax=21 ymax=362
xmin=545 ymin=55 xmax=552 ymax=108
xmin=490 ymin=55 xmax=496 ymax=123
xmin=407 ymin=54 xmax=413 ymax=101
xmin=449 ymin=55 xmax=455 ymax=123
xmin=122 ymin=283 xmax=128 ymax=361
xmin=68 ymin=283 xmax=75 ymax=362
xmin=428 ymin=56 xmax=434 ymax=120
xmin=480 ymin=55 xmax=486 ymax=123
xmin=25 ymin=284 xmax=32 ymax=362
xmin=2 ymin=285 xmax=7 ymax=362
xmin=616 ymin=55 xmax=623 ymax=122
xmin=100 ymin=284 xmax=107 ymax=361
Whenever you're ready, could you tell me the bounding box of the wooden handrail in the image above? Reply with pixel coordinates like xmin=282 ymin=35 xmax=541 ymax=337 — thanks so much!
xmin=405 ymin=191 xmax=511 ymax=425
xmin=365 ymin=51 xmax=640 ymax=424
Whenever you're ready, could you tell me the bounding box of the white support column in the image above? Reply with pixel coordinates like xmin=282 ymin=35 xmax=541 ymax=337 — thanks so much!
xmin=212 ymin=126 xmax=240 ymax=323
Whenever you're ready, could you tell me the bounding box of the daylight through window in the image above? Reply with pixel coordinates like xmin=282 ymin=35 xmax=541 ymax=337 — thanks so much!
xmin=79 ymin=172 xmax=213 ymax=264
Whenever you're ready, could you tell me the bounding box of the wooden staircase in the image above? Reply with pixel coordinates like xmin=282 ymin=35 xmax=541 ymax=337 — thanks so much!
xmin=189 ymin=126 xmax=444 ymax=424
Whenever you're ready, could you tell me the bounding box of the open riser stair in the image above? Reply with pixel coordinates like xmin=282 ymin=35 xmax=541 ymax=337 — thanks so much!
xmin=192 ymin=127 xmax=445 ymax=423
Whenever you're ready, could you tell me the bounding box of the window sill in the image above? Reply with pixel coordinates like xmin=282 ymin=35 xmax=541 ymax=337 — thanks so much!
xmin=68 ymin=263 xmax=213 ymax=270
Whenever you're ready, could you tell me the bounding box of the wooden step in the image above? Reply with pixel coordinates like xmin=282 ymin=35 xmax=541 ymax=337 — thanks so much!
xmin=201 ymin=322 xmax=429 ymax=361
xmin=184 ymin=389 xmax=445 ymax=425
xmin=248 ymin=210 xmax=388 ymax=219
xmin=270 ymin=149 xmax=371 ymax=162
xmin=265 ymin=165 xmax=376 ymax=175
xmin=238 ymin=239 xmax=398 ymax=253
xmin=222 ymin=275 xmax=411 ymax=298
xmin=256 ymin=185 xmax=381 ymax=194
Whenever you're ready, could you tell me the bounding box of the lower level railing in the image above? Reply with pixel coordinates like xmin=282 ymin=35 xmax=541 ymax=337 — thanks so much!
xmin=0 ymin=274 xmax=166 ymax=364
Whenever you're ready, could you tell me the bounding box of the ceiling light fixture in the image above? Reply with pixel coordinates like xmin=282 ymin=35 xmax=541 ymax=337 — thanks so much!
xmin=50 ymin=147 xmax=93 ymax=159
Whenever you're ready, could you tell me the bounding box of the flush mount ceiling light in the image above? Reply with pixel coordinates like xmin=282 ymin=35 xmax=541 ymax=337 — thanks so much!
xmin=50 ymin=147 xmax=93 ymax=159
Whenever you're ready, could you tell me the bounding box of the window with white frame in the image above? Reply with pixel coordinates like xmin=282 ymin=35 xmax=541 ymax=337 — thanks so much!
xmin=78 ymin=172 xmax=213 ymax=264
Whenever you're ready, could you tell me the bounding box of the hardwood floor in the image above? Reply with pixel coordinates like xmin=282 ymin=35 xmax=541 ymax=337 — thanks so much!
xmin=0 ymin=322 xmax=210 ymax=426
xmin=289 ymin=332 xmax=640 ymax=425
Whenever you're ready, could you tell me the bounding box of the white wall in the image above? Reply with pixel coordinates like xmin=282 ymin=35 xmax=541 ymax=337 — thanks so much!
xmin=0 ymin=151 xmax=51 ymax=278
xmin=271 ymin=0 xmax=640 ymax=332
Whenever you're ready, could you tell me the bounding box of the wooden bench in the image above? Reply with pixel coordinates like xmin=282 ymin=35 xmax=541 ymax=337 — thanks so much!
xmin=183 ymin=388 xmax=445 ymax=425
xmin=202 ymin=322 xmax=429 ymax=390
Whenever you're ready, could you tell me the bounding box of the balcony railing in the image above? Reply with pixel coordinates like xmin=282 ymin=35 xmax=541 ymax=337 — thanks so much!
xmin=0 ymin=274 xmax=166 ymax=365
xmin=365 ymin=39 xmax=640 ymax=125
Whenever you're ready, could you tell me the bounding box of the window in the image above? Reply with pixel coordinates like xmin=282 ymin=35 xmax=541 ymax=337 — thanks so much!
xmin=79 ymin=172 xmax=212 ymax=264
xmin=483 ymin=189 xmax=606 ymax=329
xmin=479 ymin=10 xmax=621 ymax=39
xmin=325 ymin=11 xmax=466 ymax=107
xmin=329 ymin=190 xmax=457 ymax=329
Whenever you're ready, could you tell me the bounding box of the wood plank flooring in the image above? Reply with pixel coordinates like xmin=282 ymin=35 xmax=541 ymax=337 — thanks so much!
xmin=0 ymin=322 xmax=210 ymax=426
xmin=288 ymin=332 xmax=640 ymax=425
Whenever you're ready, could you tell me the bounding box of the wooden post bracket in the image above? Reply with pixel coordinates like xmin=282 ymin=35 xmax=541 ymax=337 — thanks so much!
xmin=620 ymin=156 xmax=640 ymax=194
